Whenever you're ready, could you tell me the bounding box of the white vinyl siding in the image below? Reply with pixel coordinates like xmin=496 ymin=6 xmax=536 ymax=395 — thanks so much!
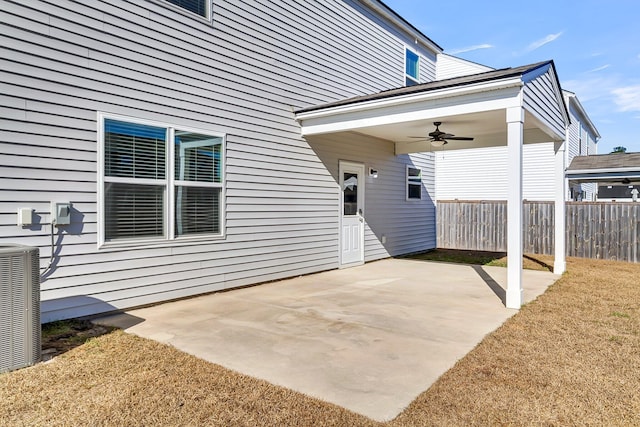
xmin=523 ymin=69 xmax=566 ymax=140
xmin=435 ymin=54 xmax=493 ymax=80
xmin=436 ymin=143 xmax=556 ymax=201
xmin=309 ymin=133 xmax=435 ymax=260
xmin=0 ymin=0 xmax=438 ymax=321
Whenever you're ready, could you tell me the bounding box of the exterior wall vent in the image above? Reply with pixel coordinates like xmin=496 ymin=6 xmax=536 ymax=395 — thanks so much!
xmin=0 ymin=244 xmax=41 ymax=372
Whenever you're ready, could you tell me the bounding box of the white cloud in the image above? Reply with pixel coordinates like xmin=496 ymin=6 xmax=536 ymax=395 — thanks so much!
xmin=448 ymin=44 xmax=493 ymax=55
xmin=612 ymin=85 xmax=640 ymax=112
xmin=563 ymin=76 xmax=618 ymax=103
xmin=526 ymin=32 xmax=563 ymax=52
xmin=587 ymin=64 xmax=611 ymax=73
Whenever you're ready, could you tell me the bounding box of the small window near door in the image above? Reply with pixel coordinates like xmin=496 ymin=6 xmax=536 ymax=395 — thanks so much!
xmin=406 ymin=166 xmax=422 ymax=200
xmin=405 ymin=48 xmax=419 ymax=86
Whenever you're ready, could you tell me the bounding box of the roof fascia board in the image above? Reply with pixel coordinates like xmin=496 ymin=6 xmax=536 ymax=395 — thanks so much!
xmin=359 ymin=0 xmax=442 ymax=54
xmin=298 ymin=87 xmax=523 ymax=136
xmin=296 ymin=77 xmax=524 ymax=121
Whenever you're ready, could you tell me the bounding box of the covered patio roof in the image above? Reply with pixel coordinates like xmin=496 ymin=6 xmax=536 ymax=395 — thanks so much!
xmin=295 ymin=60 xmax=569 ymax=309
xmin=295 ymin=61 xmax=569 ymax=154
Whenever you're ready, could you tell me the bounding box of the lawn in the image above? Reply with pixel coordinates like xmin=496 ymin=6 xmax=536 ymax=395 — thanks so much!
xmin=1 ymin=253 xmax=638 ymax=426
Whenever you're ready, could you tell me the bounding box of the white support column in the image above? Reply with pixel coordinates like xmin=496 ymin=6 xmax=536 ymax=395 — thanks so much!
xmin=554 ymin=140 xmax=567 ymax=274
xmin=506 ymin=106 xmax=524 ymax=309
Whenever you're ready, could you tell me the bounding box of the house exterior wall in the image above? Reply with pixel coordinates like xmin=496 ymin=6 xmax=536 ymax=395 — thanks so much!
xmin=435 ymin=54 xmax=493 ymax=80
xmin=0 ymin=0 xmax=438 ymax=321
xmin=309 ymin=133 xmax=436 ymax=258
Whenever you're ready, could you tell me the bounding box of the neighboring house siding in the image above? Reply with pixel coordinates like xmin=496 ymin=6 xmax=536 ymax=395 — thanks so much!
xmin=435 ymin=143 xmax=556 ymax=201
xmin=435 ymin=54 xmax=493 ymax=80
xmin=523 ymin=70 xmax=565 ymax=140
xmin=566 ymin=98 xmax=598 ymax=200
xmin=0 ymin=0 xmax=437 ymax=321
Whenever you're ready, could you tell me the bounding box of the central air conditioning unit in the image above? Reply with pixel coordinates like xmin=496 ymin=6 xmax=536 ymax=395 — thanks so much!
xmin=0 ymin=244 xmax=41 ymax=372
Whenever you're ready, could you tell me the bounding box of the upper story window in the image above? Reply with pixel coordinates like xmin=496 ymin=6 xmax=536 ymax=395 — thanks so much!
xmin=166 ymin=0 xmax=208 ymax=18
xmin=406 ymin=166 xmax=422 ymax=200
xmin=405 ymin=48 xmax=420 ymax=86
xmin=99 ymin=115 xmax=224 ymax=246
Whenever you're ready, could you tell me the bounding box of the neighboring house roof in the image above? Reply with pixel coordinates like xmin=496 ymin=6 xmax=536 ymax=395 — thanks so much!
xmin=566 ymin=153 xmax=640 ymax=183
xmin=296 ymin=61 xmax=556 ymax=114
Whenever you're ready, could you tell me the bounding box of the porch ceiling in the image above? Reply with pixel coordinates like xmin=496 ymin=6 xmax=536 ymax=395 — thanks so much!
xmin=351 ymin=109 xmax=554 ymax=153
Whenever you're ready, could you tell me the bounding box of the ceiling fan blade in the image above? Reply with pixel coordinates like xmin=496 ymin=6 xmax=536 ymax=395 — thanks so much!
xmin=446 ymin=136 xmax=474 ymax=141
xmin=440 ymin=133 xmax=455 ymax=139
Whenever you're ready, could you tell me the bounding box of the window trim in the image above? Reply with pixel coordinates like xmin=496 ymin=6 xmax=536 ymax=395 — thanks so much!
xmin=405 ymin=47 xmax=420 ymax=86
xmin=97 ymin=112 xmax=226 ymax=248
xmin=406 ymin=165 xmax=422 ymax=201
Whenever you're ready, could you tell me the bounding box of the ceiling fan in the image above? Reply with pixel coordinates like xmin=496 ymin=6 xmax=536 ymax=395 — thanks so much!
xmin=410 ymin=122 xmax=475 ymax=147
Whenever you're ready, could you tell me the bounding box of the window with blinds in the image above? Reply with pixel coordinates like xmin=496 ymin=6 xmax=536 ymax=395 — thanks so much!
xmin=101 ymin=117 xmax=224 ymax=245
xmin=166 ymin=0 xmax=208 ymax=18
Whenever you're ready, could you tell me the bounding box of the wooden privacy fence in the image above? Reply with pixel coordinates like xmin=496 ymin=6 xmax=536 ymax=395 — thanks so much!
xmin=437 ymin=200 xmax=640 ymax=263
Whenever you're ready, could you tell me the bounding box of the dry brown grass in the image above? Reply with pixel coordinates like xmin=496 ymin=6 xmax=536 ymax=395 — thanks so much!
xmin=391 ymin=256 xmax=640 ymax=426
xmin=0 ymin=331 xmax=378 ymax=427
xmin=1 ymin=256 xmax=639 ymax=426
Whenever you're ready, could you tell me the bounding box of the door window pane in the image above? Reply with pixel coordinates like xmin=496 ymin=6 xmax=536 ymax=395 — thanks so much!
xmin=343 ymin=172 xmax=358 ymax=215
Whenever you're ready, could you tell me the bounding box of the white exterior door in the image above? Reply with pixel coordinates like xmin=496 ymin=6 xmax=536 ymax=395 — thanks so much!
xmin=339 ymin=161 xmax=365 ymax=267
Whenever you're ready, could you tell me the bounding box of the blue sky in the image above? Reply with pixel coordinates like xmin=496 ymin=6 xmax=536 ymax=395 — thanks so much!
xmin=384 ymin=0 xmax=640 ymax=154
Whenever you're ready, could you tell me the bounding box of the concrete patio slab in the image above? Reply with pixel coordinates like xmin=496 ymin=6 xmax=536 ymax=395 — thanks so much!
xmin=96 ymin=258 xmax=559 ymax=421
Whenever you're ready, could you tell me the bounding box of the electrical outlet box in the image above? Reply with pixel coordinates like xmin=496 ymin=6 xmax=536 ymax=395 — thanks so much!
xmin=51 ymin=202 xmax=71 ymax=226
xmin=17 ymin=208 xmax=33 ymax=226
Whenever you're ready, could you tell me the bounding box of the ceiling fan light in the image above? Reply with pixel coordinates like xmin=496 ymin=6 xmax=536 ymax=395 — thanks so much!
xmin=430 ymin=140 xmax=446 ymax=147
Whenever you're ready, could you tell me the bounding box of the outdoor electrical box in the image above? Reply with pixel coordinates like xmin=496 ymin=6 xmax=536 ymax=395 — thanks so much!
xmin=17 ymin=208 xmax=33 ymax=226
xmin=51 ymin=202 xmax=71 ymax=226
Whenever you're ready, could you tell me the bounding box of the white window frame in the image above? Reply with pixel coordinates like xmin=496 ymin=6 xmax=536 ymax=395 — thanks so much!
xmin=406 ymin=165 xmax=422 ymax=201
xmin=157 ymin=0 xmax=212 ymax=21
xmin=97 ymin=113 xmax=225 ymax=248
xmin=405 ymin=47 xmax=420 ymax=86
